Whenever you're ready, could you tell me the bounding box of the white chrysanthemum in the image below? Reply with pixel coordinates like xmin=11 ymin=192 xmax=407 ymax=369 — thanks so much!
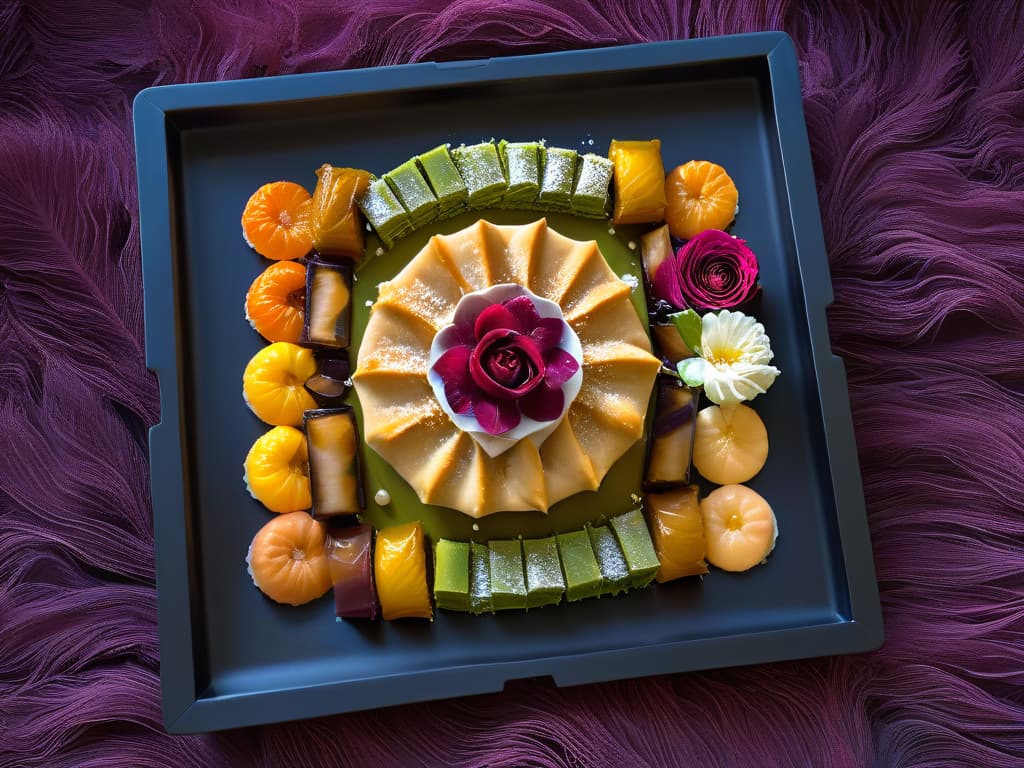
xmin=677 ymin=310 xmax=780 ymax=405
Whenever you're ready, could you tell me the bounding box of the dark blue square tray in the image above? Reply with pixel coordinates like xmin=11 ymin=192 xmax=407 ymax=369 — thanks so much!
xmin=134 ymin=32 xmax=882 ymax=734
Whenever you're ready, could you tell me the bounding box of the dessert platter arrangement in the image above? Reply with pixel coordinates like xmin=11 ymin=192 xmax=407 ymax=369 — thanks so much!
xmin=238 ymin=137 xmax=781 ymax=622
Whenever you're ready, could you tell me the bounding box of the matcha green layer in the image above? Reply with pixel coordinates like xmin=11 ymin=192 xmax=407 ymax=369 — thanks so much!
xmin=586 ymin=524 xmax=631 ymax=596
xmin=451 ymin=142 xmax=507 ymax=208
xmin=488 ymin=539 xmax=527 ymax=611
xmin=522 ymin=537 xmax=565 ymax=608
xmin=417 ymin=145 xmax=468 ymax=216
xmin=384 ymin=159 xmax=438 ymax=227
xmin=571 ymin=153 xmax=613 ymax=219
xmin=433 ymin=539 xmax=470 ymax=612
xmin=538 ymin=147 xmax=579 ymax=211
xmin=610 ymin=509 xmax=660 ymax=589
xmin=469 ymin=541 xmax=492 ymax=615
xmin=499 ymin=140 xmax=542 ymax=206
xmin=357 ymin=178 xmax=412 ymax=248
xmin=556 ymin=529 xmax=603 ymax=602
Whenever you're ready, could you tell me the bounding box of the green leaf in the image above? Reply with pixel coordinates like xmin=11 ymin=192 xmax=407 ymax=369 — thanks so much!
xmin=676 ymin=357 xmax=707 ymax=388
xmin=669 ymin=309 xmax=703 ymax=355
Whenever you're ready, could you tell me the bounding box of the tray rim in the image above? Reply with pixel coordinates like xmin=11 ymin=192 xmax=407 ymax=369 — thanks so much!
xmin=134 ymin=31 xmax=882 ymax=734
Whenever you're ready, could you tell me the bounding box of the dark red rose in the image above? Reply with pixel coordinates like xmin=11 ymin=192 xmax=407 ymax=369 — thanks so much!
xmin=652 ymin=229 xmax=759 ymax=311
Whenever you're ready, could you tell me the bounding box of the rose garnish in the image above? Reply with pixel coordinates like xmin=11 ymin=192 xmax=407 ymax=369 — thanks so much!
xmin=651 ymin=229 xmax=760 ymax=312
xmin=428 ymin=285 xmax=582 ymax=446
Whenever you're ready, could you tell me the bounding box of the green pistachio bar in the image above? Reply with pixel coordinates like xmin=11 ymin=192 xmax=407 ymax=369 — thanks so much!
xmin=556 ymin=529 xmax=603 ymax=602
xmin=488 ymin=540 xmax=528 ymax=611
xmin=498 ymin=140 xmax=542 ymax=207
xmin=357 ymin=178 xmax=413 ymax=248
xmin=469 ymin=541 xmax=493 ymax=615
xmin=586 ymin=524 xmax=631 ymax=596
xmin=433 ymin=539 xmax=471 ymax=612
xmin=384 ymin=159 xmax=438 ymax=228
xmin=417 ymin=145 xmax=468 ymax=217
xmin=451 ymin=142 xmax=507 ymax=208
xmin=537 ymin=146 xmax=579 ymax=211
xmin=609 ymin=509 xmax=660 ymax=590
xmin=570 ymin=153 xmax=614 ymax=219
xmin=522 ymin=537 xmax=565 ymax=609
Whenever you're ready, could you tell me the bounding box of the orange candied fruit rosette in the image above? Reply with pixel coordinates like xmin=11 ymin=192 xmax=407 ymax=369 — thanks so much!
xmin=664 ymin=160 xmax=739 ymax=241
xmin=244 ymin=425 xmax=312 ymax=513
xmin=245 ymin=261 xmax=307 ymax=343
xmin=246 ymin=511 xmax=332 ymax=606
xmin=242 ymin=341 xmax=318 ymax=426
xmin=241 ymin=181 xmax=314 ymax=261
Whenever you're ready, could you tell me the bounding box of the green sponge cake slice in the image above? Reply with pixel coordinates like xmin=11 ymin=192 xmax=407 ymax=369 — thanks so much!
xmin=522 ymin=537 xmax=565 ymax=608
xmin=587 ymin=524 xmax=632 ymax=596
xmin=384 ymin=159 xmax=438 ymax=227
xmin=571 ymin=153 xmax=613 ymax=219
xmin=488 ymin=540 xmax=528 ymax=611
xmin=469 ymin=541 xmax=493 ymax=615
xmin=357 ymin=178 xmax=413 ymax=248
xmin=556 ymin=529 xmax=603 ymax=602
xmin=498 ymin=140 xmax=542 ymax=207
xmin=538 ymin=146 xmax=579 ymax=211
xmin=433 ymin=539 xmax=471 ymax=612
xmin=451 ymin=142 xmax=507 ymax=208
xmin=417 ymin=144 xmax=468 ymax=216
xmin=610 ymin=509 xmax=660 ymax=590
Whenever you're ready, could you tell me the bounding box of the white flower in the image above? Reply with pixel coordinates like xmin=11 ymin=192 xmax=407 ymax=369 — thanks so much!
xmin=676 ymin=310 xmax=780 ymax=405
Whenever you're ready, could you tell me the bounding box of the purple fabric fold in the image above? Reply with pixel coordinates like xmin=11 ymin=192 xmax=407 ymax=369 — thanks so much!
xmin=1 ymin=1 xmax=1023 ymax=767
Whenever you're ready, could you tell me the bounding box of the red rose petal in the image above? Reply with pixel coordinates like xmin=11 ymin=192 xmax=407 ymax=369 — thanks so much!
xmin=473 ymin=396 xmax=521 ymax=435
xmin=503 ymin=295 xmax=542 ymax=332
xmin=529 ymin=317 xmax=565 ymax=352
xmin=520 ymin=379 xmax=565 ymax=423
xmin=475 ymin=304 xmax=522 ymax=339
xmin=541 ymin=347 xmax=579 ymax=386
xmin=433 ymin=345 xmax=475 ymax=413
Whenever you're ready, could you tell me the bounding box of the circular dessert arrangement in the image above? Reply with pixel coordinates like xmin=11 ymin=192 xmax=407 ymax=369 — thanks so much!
xmin=237 ymin=138 xmax=782 ymax=622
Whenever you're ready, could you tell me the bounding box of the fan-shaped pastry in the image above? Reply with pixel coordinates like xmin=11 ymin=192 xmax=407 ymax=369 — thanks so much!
xmin=353 ymin=219 xmax=661 ymax=518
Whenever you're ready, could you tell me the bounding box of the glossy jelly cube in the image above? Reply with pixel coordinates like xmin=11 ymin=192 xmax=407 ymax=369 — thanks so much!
xmin=570 ymin=153 xmax=613 ymax=218
xmin=609 ymin=509 xmax=660 ymax=589
xmin=609 ymin=139 xmax=667 ymax=225
xmin=586 ymin=524 xmax=631 ymax=596
xmin=357 ymin=178 xmax=413 ymax=248
xmin=310 ymin=164 xmax=373 ymax=261
xmin=469 ymin=541 xmax=492 ymax=615
xmin=303 ymin=353 xmax=350 ymax=407
xmin=645 ymin=486 xmax=709 ymax=582
xmin=499 ymin=140 xmax=541 ymax=206
xmin=417 ymin=145 xmax=467 ymax=216
xmin=304 ymin=407 xmax=363 ymax=519
xmin=538 ymin=147 xmax=579 ymax=211
xmin=644 ymin=377 xmax=697 ymax=488
xmin=384 ymin=159 xmax=438 ymax=227
xmin=488 ymin=539 xmax=527 ymax=611
xmin=374 ymin=521 xmax=432 ymax=620
xmin=556 ymin=529 xmax=603 ymax=602
xmin=451 ymin=142 xmax=507 ymax=208
xmin=522 ymin=537 xmax=565 ymax=609
xmin=303 ymin=260 xmax=352 ymax=350
xmin=433 ymin=539 xmax=471 ymax=612
xmin=328 ymin=523 xmax=378 ymax=620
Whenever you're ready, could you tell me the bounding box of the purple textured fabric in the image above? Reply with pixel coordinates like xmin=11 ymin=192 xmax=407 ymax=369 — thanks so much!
xmin=1 ymin=1 xmax=1023 ymax=765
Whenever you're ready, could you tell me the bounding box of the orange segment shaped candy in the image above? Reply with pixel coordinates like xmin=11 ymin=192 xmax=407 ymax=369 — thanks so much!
xmin=244 ymin=426 xmax=312 ymax=513
xmin=241 ymin=181 xmax=314 ymax=261
xmin=246 ymin=511 xmax=332 ymax=605
xmin=645 ymin=485 xmax=709 ymax=582
xmin=374 ymin=521 xmax=432 ymax=620
xmin=311 ymin=165 xmax=373 ymax=261
xmin=664 ymin=161 xmax=738 ymax=240
xmin=243 ymin=341 xmax=318 ymax=426
xmin=700 ymin=484 xmax=777 ymax=572
xmin=245 ymin=261 xmax=307 ymax=343
xmin=609 ymin=139 xmax=667 ymax=225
